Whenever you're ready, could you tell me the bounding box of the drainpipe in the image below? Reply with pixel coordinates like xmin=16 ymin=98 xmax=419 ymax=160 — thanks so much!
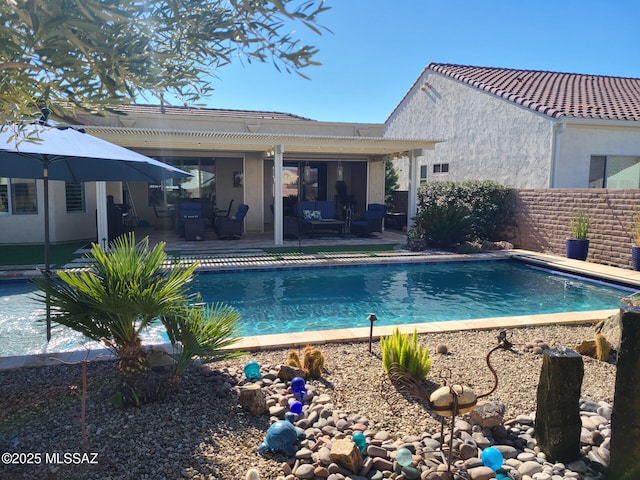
xmin=550 ymin=122 xmax=566 ymax=187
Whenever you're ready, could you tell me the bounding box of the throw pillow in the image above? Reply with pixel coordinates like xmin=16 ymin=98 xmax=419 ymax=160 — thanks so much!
xmin=303 ymin=210 xmax=322 ymax=220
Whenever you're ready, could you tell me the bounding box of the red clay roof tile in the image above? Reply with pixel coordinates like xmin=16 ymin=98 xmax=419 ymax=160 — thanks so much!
xmin=429 ymin=63 xmax=640 ymax=121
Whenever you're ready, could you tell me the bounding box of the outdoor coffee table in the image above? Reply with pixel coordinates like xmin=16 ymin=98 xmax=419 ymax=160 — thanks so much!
xmin=308 ymin=219 xmax=346 ymax=236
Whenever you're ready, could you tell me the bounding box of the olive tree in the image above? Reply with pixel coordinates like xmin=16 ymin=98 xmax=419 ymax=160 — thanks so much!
xmin=0 ymin=0 xmax=329 ymax=123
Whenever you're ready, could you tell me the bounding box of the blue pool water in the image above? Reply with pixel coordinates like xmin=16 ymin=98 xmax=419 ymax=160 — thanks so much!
xmin=0 ymin=260 xmax=632 ymax=357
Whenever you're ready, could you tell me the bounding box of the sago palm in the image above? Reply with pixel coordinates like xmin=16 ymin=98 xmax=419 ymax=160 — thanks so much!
xmin=35 ymin=233 xmax=197 ymax=383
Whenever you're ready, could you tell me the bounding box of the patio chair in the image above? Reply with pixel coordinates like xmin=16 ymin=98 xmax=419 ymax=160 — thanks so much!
xmin=214 ymin=203 xmax=249 ymax=239
xmin=351 ymin=203 xmax=385 ymax=236
xmin=214 ymin=199 xmax=234 ymax=223
xmin=152 ymin=202 xmax=174 ymax=229
xmin=175 ymin=200 xmax=203 ymax=237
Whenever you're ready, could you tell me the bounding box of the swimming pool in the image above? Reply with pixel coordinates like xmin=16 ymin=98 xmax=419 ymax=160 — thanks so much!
xmin=0 ymin=259 xmax=631 ymax=357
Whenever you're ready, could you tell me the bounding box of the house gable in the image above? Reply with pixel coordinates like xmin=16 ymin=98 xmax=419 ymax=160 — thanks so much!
xmin=386 ymin=63 xmax=640 ymax=189
xmin=421 ymin=63 xmax=640 ymax=121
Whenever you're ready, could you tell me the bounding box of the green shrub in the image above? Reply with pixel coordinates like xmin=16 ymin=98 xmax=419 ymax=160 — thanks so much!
xmin=416 ymin=180 xmax=513 ymax=242
xmin=381 ymin=328 xmax=431 ymax=381
xmin=415 ymin=203 xmax=472 ymax=248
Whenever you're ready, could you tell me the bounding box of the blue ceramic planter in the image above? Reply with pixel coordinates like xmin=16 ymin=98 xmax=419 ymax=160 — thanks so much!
xmin=632 ymin=246 xmax=640 ymax=270
xmin=566 ymin=239 xmax=589 ymax=261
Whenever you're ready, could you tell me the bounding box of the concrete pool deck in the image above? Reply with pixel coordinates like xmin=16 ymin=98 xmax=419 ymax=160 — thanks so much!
xmin=1 ymin=249 xmax=639 ymax=371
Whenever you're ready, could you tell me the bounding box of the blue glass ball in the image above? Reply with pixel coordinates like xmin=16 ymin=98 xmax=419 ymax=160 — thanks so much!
xmin=395 ymin=447 xmax=412 ymax=467
xmin=290 ymin=400 xmax=303 ymax=415
xmin=243 ymin=361 xmax=261 ymax=380
xmin=291 ymin=376 xmax=306 ymax=394
xmin=352 ymin=432 xmax=367 ymax=454
xmin=481 ymin=447 xmax=504 ymax=471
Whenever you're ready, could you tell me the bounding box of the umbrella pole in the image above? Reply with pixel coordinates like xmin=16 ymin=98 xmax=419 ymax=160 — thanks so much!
xmin=43 ymin=162 xmax=51 ymax=341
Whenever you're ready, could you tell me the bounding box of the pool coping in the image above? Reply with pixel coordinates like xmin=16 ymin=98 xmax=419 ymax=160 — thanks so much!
xmin=1 ymin=249 xmax=637 ymax=371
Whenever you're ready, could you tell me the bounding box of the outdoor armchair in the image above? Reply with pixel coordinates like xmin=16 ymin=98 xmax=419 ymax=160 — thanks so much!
xmin=351 ymin=203 xmax=385 ymax=236
xmin=214 ymin=204 xmax=249 ymax=239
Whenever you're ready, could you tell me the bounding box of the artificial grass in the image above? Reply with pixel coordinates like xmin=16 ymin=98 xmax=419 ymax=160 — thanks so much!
xmin=262 ymin=243 xmax=398 ymax=255
xmin=0 ymin=242 xmax=86 ymax=267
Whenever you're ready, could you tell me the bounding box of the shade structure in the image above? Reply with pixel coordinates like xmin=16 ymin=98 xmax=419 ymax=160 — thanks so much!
xmin=0 ymin=122 xmax=191 ymax=340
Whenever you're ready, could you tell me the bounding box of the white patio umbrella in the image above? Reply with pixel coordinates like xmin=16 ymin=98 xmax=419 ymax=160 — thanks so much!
xmin=0 ymin=121 xmax=191 ymax=339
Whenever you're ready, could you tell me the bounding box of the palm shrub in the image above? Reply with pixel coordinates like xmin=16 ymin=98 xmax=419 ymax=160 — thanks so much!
xmin=35 ymin=233 xmax=243 ymax=404
xmin=381 ymin=328 xmax=431 ymax=383
xmin=165 ymin=302 xmax=246 ymax=386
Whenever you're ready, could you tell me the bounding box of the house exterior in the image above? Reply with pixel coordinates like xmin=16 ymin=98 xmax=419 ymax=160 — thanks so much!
xmin=0 ymin=105 xmax=435 ymax=246
xmin=386 ymin=63 xmax=640 ymax=189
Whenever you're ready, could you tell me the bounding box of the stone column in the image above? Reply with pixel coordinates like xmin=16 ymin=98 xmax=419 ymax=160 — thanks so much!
xmin=609 ymin=308 xmax=640 ymax=479
xmin=535 ymin=347 xmax=584 ymax=462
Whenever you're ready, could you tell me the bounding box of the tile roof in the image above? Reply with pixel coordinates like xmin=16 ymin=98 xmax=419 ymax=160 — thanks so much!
xmin=428 ymin=63 xmax=640 ymax=121
xmin=113 ymin=104 xmax=316 ymax=121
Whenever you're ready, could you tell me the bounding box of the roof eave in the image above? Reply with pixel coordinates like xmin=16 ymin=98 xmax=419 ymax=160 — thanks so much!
xmin=83 ymin=126 xmax=441 ymax=156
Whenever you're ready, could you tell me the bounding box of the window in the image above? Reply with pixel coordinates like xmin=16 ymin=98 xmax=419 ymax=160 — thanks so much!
xmin=65 ymin=182 xmax=85 ymax=212
xmin=0 ymin=178 xmax=7 ymax=214
xmin=433 ymin=163 xmax=449 ymax=173
xmin=10 ymin=178 xmax=37 ymax=214
xmin=419 ymin=165 xmax=428 ymax=183
xmin=589 ymin=155 xmax=640 ymax=188
xmin=148 ymin=156 xmax=217 ymax=206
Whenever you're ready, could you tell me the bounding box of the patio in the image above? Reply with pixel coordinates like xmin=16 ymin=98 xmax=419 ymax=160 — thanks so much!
xmin=133 ymin=223 xmax=409 ymax=255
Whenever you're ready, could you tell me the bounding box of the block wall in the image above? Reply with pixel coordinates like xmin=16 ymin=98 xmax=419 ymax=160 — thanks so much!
xmin=512 ymin=189 xmax=640 ymax=269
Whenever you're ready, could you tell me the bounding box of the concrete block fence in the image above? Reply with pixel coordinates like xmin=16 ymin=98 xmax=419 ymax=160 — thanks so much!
xmin=511 ymin=189 xmax=640 ymax=270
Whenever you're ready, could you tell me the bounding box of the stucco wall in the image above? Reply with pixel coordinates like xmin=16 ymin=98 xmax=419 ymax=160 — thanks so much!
xmin=0 ymin=180 xmax=97 ymax=245
xmin=554 ymin=123 xmax=640 ymax=187
xmin=386 ymin=70 xmax=555 ymax=188
xmin=244 ymin=153 xmax=263 ymax=233
xmin=512 ymin=188 xmax=640 ymax=269
xmin=367 ymin=160 xmax=385 ymax=206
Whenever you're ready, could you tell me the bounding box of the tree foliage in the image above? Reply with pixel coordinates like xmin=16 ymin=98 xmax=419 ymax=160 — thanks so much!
xmin=0 ymin=0 xmax=329 ymax=123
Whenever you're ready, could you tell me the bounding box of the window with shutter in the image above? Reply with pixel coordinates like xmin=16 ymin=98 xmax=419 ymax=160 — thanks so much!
xmin=65 ymin=182 xmax=85 ymax=213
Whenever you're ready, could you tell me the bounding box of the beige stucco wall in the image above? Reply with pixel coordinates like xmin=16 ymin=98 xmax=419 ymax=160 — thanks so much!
xmin=554 ymin=122 xmax=640 ymax=187
xmin=367 ymin=160 xmax=385 ymax=206
xmin=385 ymin=71 xmax=553 ymax=188
xmin=386 ymin=70 xmax=556 ymax=188
xmin=0 ymin=180 xmax=97 ymax=245
xmin=244 ymin=153 xmax=264 ymax=233
xmin=387 ymin=69 xmax=640 ymax=190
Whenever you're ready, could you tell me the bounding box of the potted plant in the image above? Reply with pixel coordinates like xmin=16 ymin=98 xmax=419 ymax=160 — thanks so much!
xmin=407 ymin=225 xmax=426 ymax=251
xmin=631 ymin=210 xmax=640 ymax=270
xmin=566 ymin=209 xmax=590 ymax=260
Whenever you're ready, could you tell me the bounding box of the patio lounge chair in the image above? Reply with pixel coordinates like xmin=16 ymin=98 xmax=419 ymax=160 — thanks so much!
xmin=214 ymin=203 xmax=249 ymax=239
xmin=351 ymin=203 xmax=385 ymax=236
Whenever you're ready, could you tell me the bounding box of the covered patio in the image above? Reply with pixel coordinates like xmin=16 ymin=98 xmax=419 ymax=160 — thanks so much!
xmin=68 ymin=105 xmax=439 ymax=248
xmin=129 ymin=222 xmax=409 ymax=255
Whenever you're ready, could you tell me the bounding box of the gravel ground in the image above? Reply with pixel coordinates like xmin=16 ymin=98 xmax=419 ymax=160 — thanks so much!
xmin=0 ymin=323 xmax=616 ymax=480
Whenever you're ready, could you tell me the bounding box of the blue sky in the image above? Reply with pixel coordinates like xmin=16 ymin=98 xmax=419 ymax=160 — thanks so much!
xmin=198 ymin=0 xmax=640 ymax=123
